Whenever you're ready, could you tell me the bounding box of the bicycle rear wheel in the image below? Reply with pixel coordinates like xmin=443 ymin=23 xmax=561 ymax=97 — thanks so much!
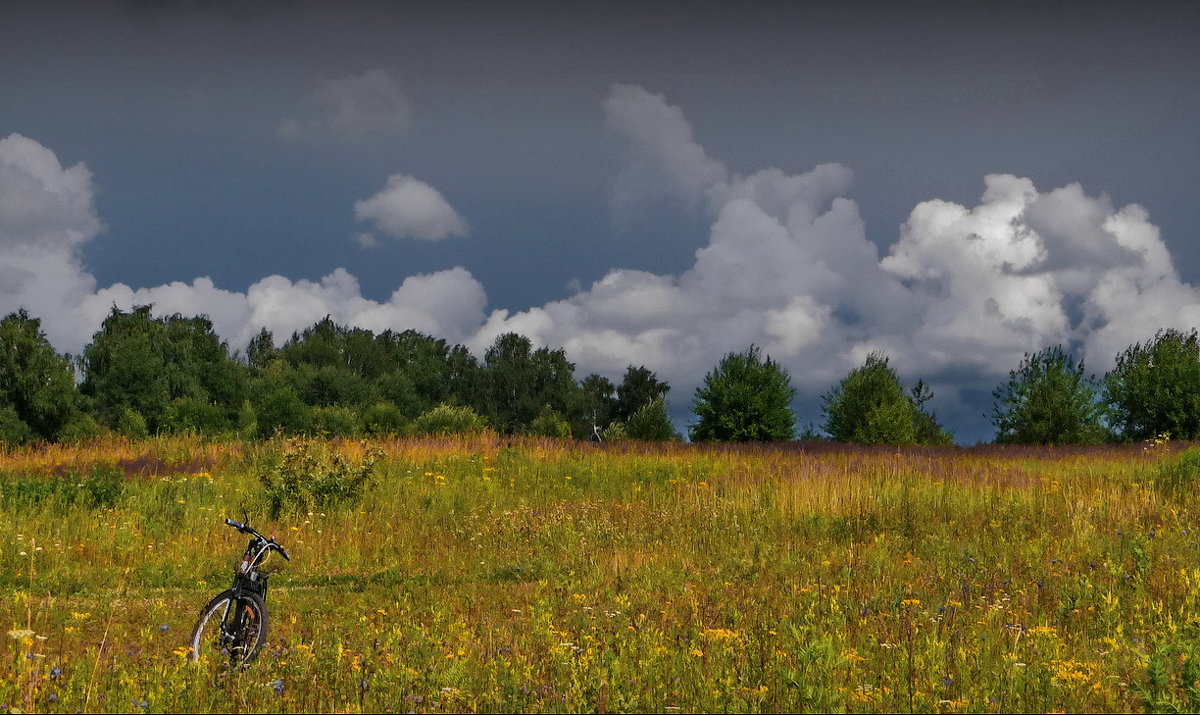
xmin=189 ymin=589 xmax=268 ymax=666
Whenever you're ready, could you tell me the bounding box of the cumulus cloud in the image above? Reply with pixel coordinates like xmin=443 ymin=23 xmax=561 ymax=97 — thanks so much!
xmin=0 ymin=133 xmax=102 ymax=250
xmin=354 ymin=174 xmax=468 ymax=243
xmin=475 ymin=85 xmax=1200 ymax=436
xmin=0 ymin=135 xmax=485 ymax=355
xmin=278 ymin=68 xmax=411 ymax=141
xmin=604 ymin=83 xmax=728 ymax=212
xmin=4 ymin=86 xmax=1200 ymax=441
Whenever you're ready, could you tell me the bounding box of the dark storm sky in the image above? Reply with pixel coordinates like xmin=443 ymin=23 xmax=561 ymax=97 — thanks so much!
xmin=2 ymin=0 xmax=1198 ymax=441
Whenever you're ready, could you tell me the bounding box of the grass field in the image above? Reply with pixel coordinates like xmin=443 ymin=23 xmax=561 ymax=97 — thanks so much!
xmin=2 ymin=434 xmax=1200 ymax=713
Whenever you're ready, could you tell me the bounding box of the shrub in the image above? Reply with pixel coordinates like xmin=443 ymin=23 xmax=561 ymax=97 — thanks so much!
xmin=257 ymin=439 xmax=384 ymax=518
xmin=625 ymin=397 xmax=679 ymax=441
xmin=116 ymin=408 xmax=149 ymax=439
xmin=413 ymin=403 xmax=487 ymax=436
xmin=529 ymin=406 xmax=571 ymax=438
xmin=161 ymin=397 xmax=230 ymax=435
xmin=254 ymin=386 xmax=313 ymax=436
xmin=0 ymin=406 xmax=34 ymax=447
xmin=361 ymin=401 xmax=409 ymax=436
xmin=237 ymin=400 xmax=258 ymax=440
xmin=56 ymin=412 xmax=105 ymax=443
xmin=601 ymin=421 xmax=630 ymax=441
xmin=311 ymin=405 xmax=361 ymax=437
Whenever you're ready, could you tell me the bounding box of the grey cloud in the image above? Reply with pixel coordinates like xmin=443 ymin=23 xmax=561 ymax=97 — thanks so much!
xmin=278 ymin=68 xmax=411 ymax=141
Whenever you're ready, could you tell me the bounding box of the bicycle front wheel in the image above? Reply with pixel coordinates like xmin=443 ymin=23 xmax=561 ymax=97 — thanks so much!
xmin=189 ymin=589 xmax=268 ymax=666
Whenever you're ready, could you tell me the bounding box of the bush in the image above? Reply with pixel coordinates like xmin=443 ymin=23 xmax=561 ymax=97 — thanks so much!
xmin=116 ymin=408 xmax=149 ymax=439
xmin=257 ymin=439 xmax=384 ymax=518
xmin=413 ymin=403 xmax=487 ymax=436
xmin=529 ymin=406 xmax=571 ymax=438
xmin=254 ymin=386 xmax=313 ymax=436
xmin=161 ymin=397 xmax=230 ymax=435
xmin=312 ymin=405 xmax=361 ymax=437
xmin=361 ymin=401 xmax=409 ymax=436
xmin=625 ymin=397 xmax=679 ymax=441
xmin=0 ymin=406 xmax=34 ymax=447
xmin=237 ymin=400 xmax=258 ymax=440
xmin=601 ymin=421 xmax=629 ymax=441
xmin=56 ymin=412 xmax=105 ymax=443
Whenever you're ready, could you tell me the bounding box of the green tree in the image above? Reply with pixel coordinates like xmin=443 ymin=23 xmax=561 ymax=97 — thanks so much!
xmin=991 ymin=346 xmax=1107 ymax=444
xmin=529 ymin=405 xmax=571 ymax=438
xmin=823 ymin=352 xmax=950 ymax=445
xmin=625 ymin=397 xmax=679 ymax=441
xmin=480 ymin=333 xmax=581 ymax=434
xmin=413 ymin=403 xmax=487 ymax=436
xmin=1106 ymin=328 xmax=1200 ymax=440
xmin=689 ymin=346 xmax=796 ymax=442
xmin=361 ymin=401 xmax=408 ymax=436
xmin=81 ymin=306 xmax=246 ymax=432
xmin=0 ymin=309 xmax=80 ymax=441
xmin=614 ymin=366 xmax=670 ymax=423
xmin=577 ymin=374 xmax=617 ymax=438
xmin=246 ymin=328 xmax=276 ymax=373
xmin=253 ymin=385 xmax=313 ymax=436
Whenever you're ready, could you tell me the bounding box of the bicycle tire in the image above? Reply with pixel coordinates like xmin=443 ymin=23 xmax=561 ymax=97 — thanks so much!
xmin=189 ymin=589 xmax=268 ymax=666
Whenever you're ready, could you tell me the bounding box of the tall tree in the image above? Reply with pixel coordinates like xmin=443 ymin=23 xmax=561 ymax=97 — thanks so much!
xmin=246 ymin=328 xmax=276 ymax=373
xmin=578 ymin=374 xmax=617 ymax=438
xmin=690 ymin=346 xmax=796 ymax=442
xmin=81 ymin=306 xmax=171 ymax=429
xmin=1106 ymin=328 xmax=1200 ymax=440
xmin=626 ymin=397 xmax=679 ymax=441
xmin=823 ymin=352 xmax=951 ymax=445
xmin=81 ymin=306 xmax=246 ymax=431
xmin=991 ymin=346 xmax=1107 ymax=444
xmin=0 ymin=309 xmax=79 ymax=442
xmin=480 ymin=333 xmax=581 ymax=433
xmin=614 ymin=365 xmax=670 ymax=423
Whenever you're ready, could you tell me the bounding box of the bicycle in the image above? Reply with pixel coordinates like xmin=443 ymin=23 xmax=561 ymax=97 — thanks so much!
xmin=189 ymin=518 xmax=290 ymax=666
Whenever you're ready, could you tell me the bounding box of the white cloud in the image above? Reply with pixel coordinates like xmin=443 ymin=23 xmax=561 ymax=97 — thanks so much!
xmin=0 ymin=133 xmax=102 ymax=251
xmin=0 ymin=136 xmax=485 ymax=355
xmin=354 ymin=174 xmax=468 ymax=242
xmin=278 ymin=68 xmax=411 ymax=141
xmin=471 ymin=85 xmax=1200 ymax=435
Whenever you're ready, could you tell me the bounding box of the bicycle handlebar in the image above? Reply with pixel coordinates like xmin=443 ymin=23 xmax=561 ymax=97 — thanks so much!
xmin=224 ymin=519 xmax=290 ymax=560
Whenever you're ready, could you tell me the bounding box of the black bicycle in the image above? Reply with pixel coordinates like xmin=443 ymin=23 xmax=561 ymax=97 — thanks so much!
xmin=189 ymin=518 xmax=290 ymax=666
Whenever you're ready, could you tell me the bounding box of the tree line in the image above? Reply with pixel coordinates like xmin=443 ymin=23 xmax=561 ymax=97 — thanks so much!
xmin=1 ymin=305 xmax=1197 ymax=446
xmin=0 ymin=306 xmax=675 ymax=445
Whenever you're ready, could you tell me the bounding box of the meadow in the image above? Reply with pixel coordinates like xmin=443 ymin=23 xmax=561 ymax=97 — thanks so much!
xmin=2 ymin=434 xmax=1199 ymax=713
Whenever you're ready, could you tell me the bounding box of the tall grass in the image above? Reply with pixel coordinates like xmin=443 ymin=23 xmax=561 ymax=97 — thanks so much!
xmin=1 ymin=435 xmax=1198 ymax=712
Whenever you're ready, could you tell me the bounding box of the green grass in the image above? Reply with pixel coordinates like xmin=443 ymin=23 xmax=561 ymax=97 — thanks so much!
xmin=2 ymin=435 xmax=1200 ymax=712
